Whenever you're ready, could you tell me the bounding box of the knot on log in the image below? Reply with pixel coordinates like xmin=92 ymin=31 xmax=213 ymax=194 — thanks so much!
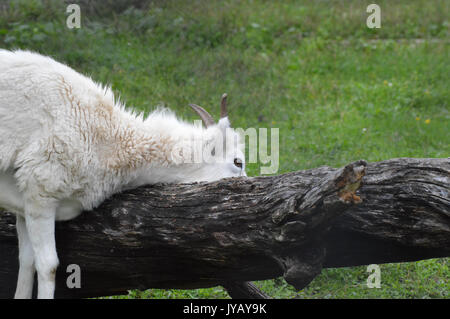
xmin=336 ymin=160 xmax=367 ymax=204
xmin=277 ymin=245 xmax=326 ymax=291
xmin=271 ymin=160 xmax=367 ymax=226
xmin=0 ymin=158 xmax=448 ymax=299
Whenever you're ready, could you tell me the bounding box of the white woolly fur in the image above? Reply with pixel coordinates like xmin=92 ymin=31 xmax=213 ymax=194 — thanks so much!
xmin=0 ymin=49 xmax=246 ymax=298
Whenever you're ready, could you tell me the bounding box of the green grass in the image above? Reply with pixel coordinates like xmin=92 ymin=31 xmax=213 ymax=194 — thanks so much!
xmin=1 ymin=0 xmax=448 ymax=298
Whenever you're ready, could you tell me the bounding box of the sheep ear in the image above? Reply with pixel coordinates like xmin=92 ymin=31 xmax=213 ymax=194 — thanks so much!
xmin=218 ymin=117 xmax=231 ymax=131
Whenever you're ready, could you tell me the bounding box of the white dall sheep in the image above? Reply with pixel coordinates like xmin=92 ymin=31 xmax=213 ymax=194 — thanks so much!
xmin=0 ymin=50 xmax=246 ymax=299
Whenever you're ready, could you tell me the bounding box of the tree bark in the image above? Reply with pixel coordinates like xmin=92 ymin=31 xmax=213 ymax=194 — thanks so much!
xmin=324 ymin=158 xmax=449 ymax=267
xmin=0 ymin=158 xmax=448 ymax=299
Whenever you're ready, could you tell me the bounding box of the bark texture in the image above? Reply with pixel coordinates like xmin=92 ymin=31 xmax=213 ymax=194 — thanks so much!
xmin=0 ymin=158 xmax=448 ymax=298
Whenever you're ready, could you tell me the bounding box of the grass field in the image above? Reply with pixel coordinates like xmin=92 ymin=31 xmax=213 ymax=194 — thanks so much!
xmin=0 ymin=0 xmax=448 ymax=298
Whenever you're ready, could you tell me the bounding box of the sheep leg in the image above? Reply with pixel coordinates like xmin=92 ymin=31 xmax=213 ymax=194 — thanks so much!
xmin=24 ymin=202 xmax=58 ymax=299
xmin=14 ymin=215 xmax=36 ymax=299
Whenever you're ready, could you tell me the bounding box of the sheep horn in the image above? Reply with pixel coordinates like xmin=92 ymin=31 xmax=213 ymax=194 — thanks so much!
xmin=220 ymin=93 xmax=228 ymax=119
xmin=189 ymin=103 xmax=215 ymax=128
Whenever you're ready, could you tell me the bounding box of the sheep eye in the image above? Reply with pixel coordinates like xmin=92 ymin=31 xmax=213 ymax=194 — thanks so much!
xmin=234 ymin=158 xmax=242 ymax=168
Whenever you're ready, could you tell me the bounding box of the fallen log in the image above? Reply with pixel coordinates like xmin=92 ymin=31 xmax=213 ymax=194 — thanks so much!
xmin=0 ymin=158 xmax=448 ymax=298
